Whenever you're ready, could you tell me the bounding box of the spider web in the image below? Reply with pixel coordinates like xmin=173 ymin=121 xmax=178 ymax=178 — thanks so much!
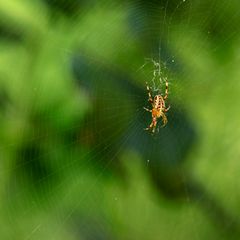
xmin=0 ymin=0 xmax=240 ymax=239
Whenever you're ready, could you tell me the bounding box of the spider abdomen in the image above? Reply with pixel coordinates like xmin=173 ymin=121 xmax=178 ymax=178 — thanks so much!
xmin=154 ymin=95 xmax=165 ymax=110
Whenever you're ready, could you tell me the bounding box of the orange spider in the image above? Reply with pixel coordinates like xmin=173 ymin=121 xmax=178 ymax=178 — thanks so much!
xmin=144 ymin=80 xmax=170 ymax=133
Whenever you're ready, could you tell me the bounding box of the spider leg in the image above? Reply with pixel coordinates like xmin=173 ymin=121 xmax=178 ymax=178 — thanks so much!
xmin=144 ymin=122 xmax=153 ymax=131
xmin=145 ymin=82 xmax=153 ymax=103
xmin=161 ymin=113 xmax=168 ymax=127
xmin=143 ymin=107 xmax=152 ymax=112
xmin=151 ymin=120 xmax=158 ymax=133
xmin=152 ymin=125 xmax=156 ymax=133
xmin=145 ymin=119 xmax=157 ymax=133
xmin=163 ymin=79 xmax=169 ymax=100
xmin=164 ymin=105 xmax=170 ymax=112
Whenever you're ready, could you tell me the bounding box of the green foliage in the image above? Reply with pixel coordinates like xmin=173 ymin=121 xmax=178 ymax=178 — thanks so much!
xmin=0 ymin=0 xmax=240 ymax=239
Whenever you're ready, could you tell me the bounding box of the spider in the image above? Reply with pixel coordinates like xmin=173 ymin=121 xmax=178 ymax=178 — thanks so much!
xmin=143 ymin=80 xmax=170 ymax=133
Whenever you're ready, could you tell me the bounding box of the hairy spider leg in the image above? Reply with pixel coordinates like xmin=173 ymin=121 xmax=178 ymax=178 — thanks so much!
xmin=163 ymin=80 xmax=170 ymax=111
xmin=143 ymin=107 xmax=152 ymax=112
xmin=163 ymin=80 xmax=169 ymax=100
xmin=146 ymin=82 xmax=153 ymax=103
xmin=144 ymin=121 xmax=157 ymax=133
xmin=161 ymin=113 xmax=168 ymax=127
xmin=164 ymin=105 xmax=170 ymax=112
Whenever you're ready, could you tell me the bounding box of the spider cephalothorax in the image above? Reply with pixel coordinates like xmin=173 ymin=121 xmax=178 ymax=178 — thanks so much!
xmin=144 ymin=80 xmax=170 ymax=133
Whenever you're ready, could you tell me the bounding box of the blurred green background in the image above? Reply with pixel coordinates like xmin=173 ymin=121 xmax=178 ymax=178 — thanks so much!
xmin=1 ymin=0 xmax=240 ymax=239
